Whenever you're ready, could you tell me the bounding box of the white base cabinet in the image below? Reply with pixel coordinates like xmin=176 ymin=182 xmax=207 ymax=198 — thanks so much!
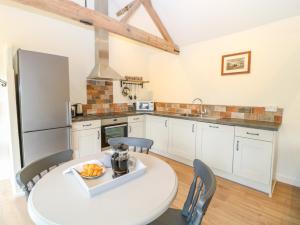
xmin=145 ymin=115 xmax=169 ymax=154
xmin=128 ymin=115 xmax=144 ymax=138
xmin=199 ymin=123 xmax=235 ymax=174
xmin=232 ymin=127 xmax=277 ymax=196
xmin=72 ymin=120 xmax=101 ymax=158
xmin=145 ymin=115 xmax=278 ymax=197
xmin=233 ymin=137 xmax=273 ymax=185
xmin=168 ymin=118 xmax=196 ymax=162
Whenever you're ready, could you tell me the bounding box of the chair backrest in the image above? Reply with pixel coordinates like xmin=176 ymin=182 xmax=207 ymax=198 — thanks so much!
xmin=108 ymin=137 xmax=154 ymax=154
xmin=16 ymin=149 xmax=73 ymax=198
xmin=181 ymin=159 xmax=216 ymax=225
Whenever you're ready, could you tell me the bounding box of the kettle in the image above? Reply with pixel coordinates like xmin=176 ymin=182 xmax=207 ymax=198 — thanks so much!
xmin=73 ymin=103 xmax=83 ymax=116
xmin=111 ymin=144 xmax=129 ymax=178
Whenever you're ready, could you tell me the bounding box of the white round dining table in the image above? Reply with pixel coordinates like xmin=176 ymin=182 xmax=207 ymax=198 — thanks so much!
xmin=27 ymin=152 xmax=178 ymax=225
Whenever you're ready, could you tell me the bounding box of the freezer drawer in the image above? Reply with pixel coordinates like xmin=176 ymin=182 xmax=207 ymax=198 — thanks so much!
xmin=21 ymin=127 xmax=70 ymax=166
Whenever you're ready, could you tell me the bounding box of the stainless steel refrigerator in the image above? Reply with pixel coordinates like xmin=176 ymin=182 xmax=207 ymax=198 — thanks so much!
xmin=16 ymin=49 xmax=71 ymax=167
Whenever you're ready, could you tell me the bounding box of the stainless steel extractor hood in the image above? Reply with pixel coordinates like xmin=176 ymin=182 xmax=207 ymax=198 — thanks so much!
xmin=87 ymin=0 xmax=122 ymax=80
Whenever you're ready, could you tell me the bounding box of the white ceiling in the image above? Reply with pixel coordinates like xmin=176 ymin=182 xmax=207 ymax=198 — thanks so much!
xmin=110 ymin=0 xmax=300 ymax=46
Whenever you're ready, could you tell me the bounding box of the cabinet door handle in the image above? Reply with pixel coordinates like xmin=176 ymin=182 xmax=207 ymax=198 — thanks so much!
xmin=97 ymin=130 xmax=100 ymax=140
xmin=236 ymin=140 xmax=239 ymax=151
xmin=83 ymin=123 xmax=92 ymax=127
xmin=129 ymin=126 xmax=132 ymax=133
xmin=192 ymin=124 xmax=195 ymax=133
xmin=165 ymin=120 xmax=168 ymax=128
xmin=246 ymin=132 xmax=259 ymax=136
xmin=209 ymin=125 xmax=219 ymax=129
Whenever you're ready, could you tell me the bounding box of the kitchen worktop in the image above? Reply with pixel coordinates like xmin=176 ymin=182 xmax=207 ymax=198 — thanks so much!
xmin=72 ymin=111 xmax=281 ymax=131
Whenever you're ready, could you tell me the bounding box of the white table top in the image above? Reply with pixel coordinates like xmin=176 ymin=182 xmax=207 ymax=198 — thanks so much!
xmin=28 ymin=152 xmax=178 ymax=225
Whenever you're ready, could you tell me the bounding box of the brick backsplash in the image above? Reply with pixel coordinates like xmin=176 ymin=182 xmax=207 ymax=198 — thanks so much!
xmin=83 ymin=80 xmax=128 ymax=114
xmin=155 ymin=102 xmax=283 ymax=124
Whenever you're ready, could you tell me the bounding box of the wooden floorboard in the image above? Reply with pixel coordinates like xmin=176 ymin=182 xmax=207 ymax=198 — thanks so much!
xmin=1 ymin=153 xmax=300 ymax=225
xmin=153 ymin=153 xmax=300 ymax=225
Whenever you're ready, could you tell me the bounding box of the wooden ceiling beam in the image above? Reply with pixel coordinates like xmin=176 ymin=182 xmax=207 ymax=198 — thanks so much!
xmin=10 ymin=0 xmax=180 ymax=54
xmin=116 ymin=0 xmax=136 ymax=17
xmin=120 ymin=0 xmax=141 ymax=23
xmin=141 ymin=0 xmax=174 ymax=44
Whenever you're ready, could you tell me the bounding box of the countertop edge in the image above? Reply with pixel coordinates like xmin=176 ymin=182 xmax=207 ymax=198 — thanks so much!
xmin=72 ymin=112 xmax=281 ymax=131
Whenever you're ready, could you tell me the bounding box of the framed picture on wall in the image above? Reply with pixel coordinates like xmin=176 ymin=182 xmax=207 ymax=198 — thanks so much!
xmin=221 ymin=51 xmax=251 ymax=75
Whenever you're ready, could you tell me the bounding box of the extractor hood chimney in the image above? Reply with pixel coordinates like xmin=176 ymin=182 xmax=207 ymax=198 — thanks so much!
xmin=87 ymin=0 xmax=122 ymax=80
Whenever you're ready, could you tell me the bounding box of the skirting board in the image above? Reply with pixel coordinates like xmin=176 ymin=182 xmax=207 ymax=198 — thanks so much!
xmin=276 ymin=174 xmax=300 ymax=188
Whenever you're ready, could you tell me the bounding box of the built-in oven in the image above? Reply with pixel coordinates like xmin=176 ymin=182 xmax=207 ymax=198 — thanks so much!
xmin=101 ymin=117 xmax=128 ymax=150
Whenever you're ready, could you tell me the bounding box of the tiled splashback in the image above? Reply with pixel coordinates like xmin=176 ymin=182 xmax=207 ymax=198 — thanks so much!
xmin=83 ymin=80 xmax=128 ymax=114
xmin=155 ymin=102 xmax=283 ymax=124
xmin=83 ymin=80 xmax=283 ymax=124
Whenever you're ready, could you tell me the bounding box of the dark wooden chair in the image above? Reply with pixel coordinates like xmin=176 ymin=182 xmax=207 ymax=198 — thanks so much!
xmin=16 ymin=149 xmax=73 ymax=198
xmin=148 ymin=159 xmax=216 ymax=225
xmin=108 ymin=137 xmax=154 ymax=154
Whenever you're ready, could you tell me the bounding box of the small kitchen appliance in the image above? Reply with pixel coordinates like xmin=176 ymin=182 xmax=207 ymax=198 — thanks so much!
xmin=111 ymin=144 xmax=129 ymax=178
xmin=71 ymin=105 xmax=76 ymax=118
xmin=74 ymin=103 xmax=83 ymax=116
xmin=135 ymin=101 xmax=154 ymax=111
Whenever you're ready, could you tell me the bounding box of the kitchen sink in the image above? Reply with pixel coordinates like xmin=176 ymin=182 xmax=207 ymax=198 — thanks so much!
xmin=178 ymin=113 xmax=201 ymax=117
xmin=177 ymin=113 xmax=219 ymax=120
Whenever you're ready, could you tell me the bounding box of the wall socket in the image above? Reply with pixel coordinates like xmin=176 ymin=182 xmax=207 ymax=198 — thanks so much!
xmin=265 ymin=106 xmax=278 ymax=112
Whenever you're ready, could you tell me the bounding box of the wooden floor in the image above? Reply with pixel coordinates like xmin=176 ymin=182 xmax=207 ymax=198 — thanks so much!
xmin=1 ymin=154 xmax=300 ymax=225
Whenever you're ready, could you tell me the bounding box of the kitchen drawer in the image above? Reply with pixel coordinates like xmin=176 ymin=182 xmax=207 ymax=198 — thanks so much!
xmin=235 ymin=127 xmax=274 ymax=142
xmin=128 ymin=115 xmax=144 ymax=123
xmin=72 ymin=120 xmax=101 ymax=131
xmin=200 ymin=122 xmax=233 ymax=132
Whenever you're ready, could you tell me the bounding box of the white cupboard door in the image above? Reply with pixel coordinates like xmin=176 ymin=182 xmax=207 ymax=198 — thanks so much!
xmin=72 ymin=129 xmax=101 ymax=158
xmin=201 ymin=124 xmax=234 ymax=173
xmin=195 ymin=122 xmax=203 ymax=160
xmin=168 ymin=118 xmax=196 ymax=160
xmin=146 ymin=116 xmax=169 ymax=154
xmin=128 ymin=122 xmax=144 ymax=138
xmin=233 ymin=137 xmax=272 ymax=184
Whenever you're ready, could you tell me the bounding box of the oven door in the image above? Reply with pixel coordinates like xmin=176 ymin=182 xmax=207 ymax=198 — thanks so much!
xmin=101 ymin=123 xmax=128 ymax=149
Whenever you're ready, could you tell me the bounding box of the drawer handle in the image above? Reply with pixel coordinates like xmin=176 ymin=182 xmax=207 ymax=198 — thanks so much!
xmin=209 ymin=125 xmax=219 ymax=129
xmin=246 ymin=132 xmax=259 ymax=136
xmin=133 ymin=118 xmax=139 ymax=120
xmin=83 ymin=123 xmax=92 ymax=127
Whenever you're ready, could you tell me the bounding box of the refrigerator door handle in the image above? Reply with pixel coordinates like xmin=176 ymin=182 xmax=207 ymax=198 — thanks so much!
xmin=67 ymin=127 xmax=71 ymax=150
xmin=66 ymin=101 xmax=72 ymax=150
xmin=66 ymin=101 xmax=72 ymax=126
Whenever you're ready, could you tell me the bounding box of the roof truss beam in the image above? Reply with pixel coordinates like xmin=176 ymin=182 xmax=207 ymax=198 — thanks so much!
xmin=10 ymin=0 xmax=180 ymax=54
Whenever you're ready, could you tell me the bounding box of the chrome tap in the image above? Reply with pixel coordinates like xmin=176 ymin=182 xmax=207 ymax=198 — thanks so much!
xmin=192 ymin=98 xmax=206 ymax=117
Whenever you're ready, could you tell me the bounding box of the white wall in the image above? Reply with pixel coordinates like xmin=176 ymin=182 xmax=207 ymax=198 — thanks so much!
xmin=0 ymin=41 xmax=11 ymax=180
xmin=109 ymin=1 xmax=157 ymax=104
xmin=147 ymin=16 xmax=300 ymax=186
